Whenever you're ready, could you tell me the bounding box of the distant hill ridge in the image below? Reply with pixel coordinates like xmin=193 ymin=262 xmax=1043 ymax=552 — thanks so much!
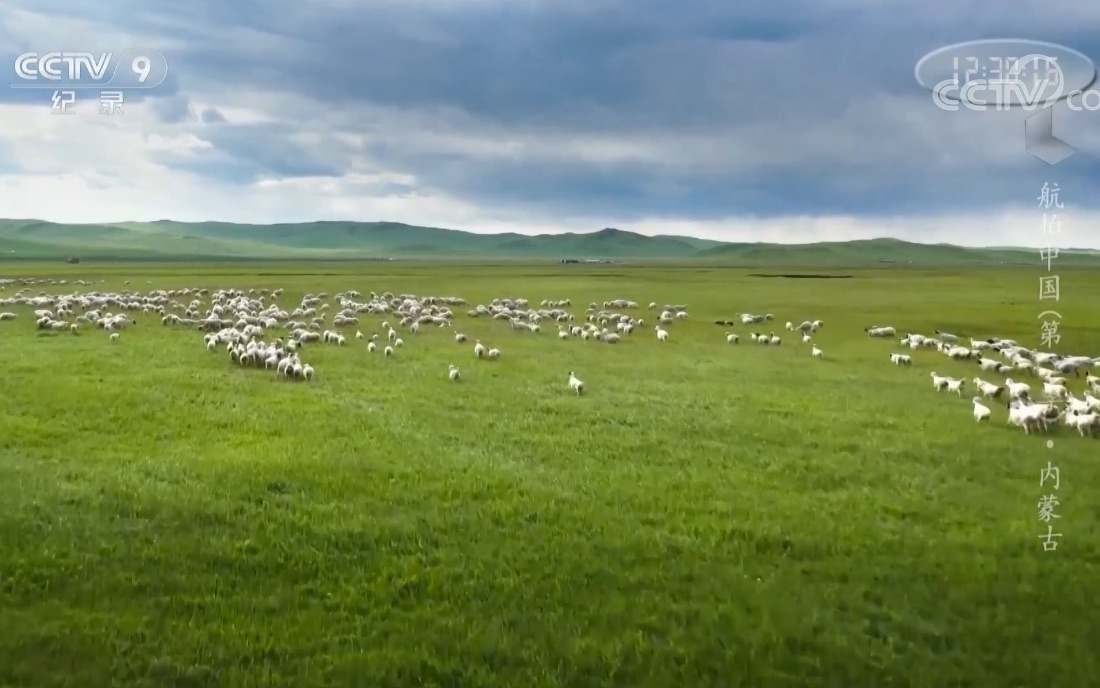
xmin=0 ymin=219 xmax=1097 ymax=266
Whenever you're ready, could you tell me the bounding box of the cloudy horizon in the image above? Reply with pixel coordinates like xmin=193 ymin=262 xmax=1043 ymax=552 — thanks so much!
xmin=3 ymin=0 xmax=1100 ymax=248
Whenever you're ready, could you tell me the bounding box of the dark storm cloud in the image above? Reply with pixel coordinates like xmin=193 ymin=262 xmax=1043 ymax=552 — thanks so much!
xmin=8 ymin=0 xmax=1100 ymax=222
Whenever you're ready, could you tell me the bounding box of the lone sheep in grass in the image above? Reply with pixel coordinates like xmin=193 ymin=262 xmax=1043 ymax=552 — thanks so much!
xmin=972 ymin=397 xmax=991 ymax=422
xmin=811 ymin=346 xmax=823 ymax=358
xmin=110 ymin=332 xmax=120 ymax=343
xmin=569 ymin=371 xmax=584 ymax=395
xmin=866 ymin=326 xmax=896 ymax=337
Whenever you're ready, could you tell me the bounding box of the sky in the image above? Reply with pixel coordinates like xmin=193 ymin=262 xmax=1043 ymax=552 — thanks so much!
xmin=2 ymin=0 xmax=1100 ymax=247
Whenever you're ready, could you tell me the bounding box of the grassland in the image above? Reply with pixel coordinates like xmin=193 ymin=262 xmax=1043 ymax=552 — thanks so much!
xmin=0 ymin=261 xmax=1098 ymax=688
xmin=4 ymin=218 xmax=1100 ymax=265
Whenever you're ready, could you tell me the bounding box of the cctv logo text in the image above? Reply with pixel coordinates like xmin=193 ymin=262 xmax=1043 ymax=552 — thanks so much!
xmin=933 ymin=78 xmax=1100 ymax=111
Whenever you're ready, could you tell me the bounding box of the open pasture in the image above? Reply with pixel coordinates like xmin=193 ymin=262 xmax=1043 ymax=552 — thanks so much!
xmin=1 ymin=262 xmax=1098 ymax=688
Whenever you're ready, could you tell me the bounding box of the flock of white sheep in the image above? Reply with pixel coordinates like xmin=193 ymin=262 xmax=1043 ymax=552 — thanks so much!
xmin=2 ymin=277 xmax=1097 ymax=438
xmin=869 ymin=325 xmax=1100 ymax=438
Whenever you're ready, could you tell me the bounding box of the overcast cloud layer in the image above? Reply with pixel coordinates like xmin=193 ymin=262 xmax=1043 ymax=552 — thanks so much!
xmin=3 ymin=0 xmax=1100 ymax=247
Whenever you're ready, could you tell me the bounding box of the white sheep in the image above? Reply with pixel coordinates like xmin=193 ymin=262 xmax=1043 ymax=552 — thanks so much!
xmin=930 ymin=372 xmax=948 ymax=391
xmin=384 ymin=345 xmax=394 ymax=357
xmin=811 ymin=346 xmax=823 ymax=358
xmin=1064 ymin=409 xmax=1098 ymax=437
xmin=474 ymin=340 xmax=486 ymax=358
xmin=972 ymin=397 xmax=991 ymax=422
xmin=355 ymin=330 xmax=364 ymax=339
xmin=977 ymin=357 xmax=1001 ymax=371
xmin=388 ymin=329 xmax=397 ymax=343
xmin=1042 ymin=382 xmax=1068 ymax=400
xmin=655 ymin=326 xmax=669 ymax=342
xmin=394 ymin=338 xmax=404 ymax=348
xmin=568 ymin=371 xmax=584 ymax=395
xmin=769 ymin=334 xmax=781 ymax=346
xmin=302 ymin=364 xmax=314 ymax=381
xmin=1005 ymin=378 xmax=1031 ymax=400
xmin=455 ymin=332 xmax=467 ymax=343
xmin=945 ymin=377 xmax=965 ymax=396
xmin=1008 ymin=400 xmax=1059 ymax=433
xmin=890 ymin=353 xmax=912 ymax=366
xmin=972 ymin=378 xmax=1003 ymax=399
xmin=367 ymin=341 xmax=377 ymax=352
xmin=109 ymin=332 xmax=120 ymax=343
xmin=802 ymin=334 xmax=811 ymax=343
xmin=1085 ymin=392 xmax=1100 ymax=412
xmin=1007 ymin=400 xmax=1045 ymax=434
xmin=487 ymin=347 xmax=501 ymax=359
xmin=725 ymin=332 xmax=738 ymax=344
xmin=449 ymin=364 xmax=461 ymax=381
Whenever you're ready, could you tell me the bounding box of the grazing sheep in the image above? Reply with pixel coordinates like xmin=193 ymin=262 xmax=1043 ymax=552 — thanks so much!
xmin=972 ymin=397 xmax=991 ymax=422
xmin=455 ymin=332 xmax=467 ymax=343
xmin=725 ymin=332 xmax=738 ymax=344
xmin=972 ymin=378 xmax=1003 ymax=399
xmin=449 ymin=364 xmax=461 ymax=381
xmin=487 ymin=347 xmax=501 ymax=359
xmin=568 ymin=371 xmax=584 ymax=395
xmin=1064 ymin=409 xmax=1098 ymax=437
xmin=866 ymin=326 xmax=896 ymax=337
xmin=1005 ymin=378 xmax=1031 ymax=400
xmin=1042 ymin=382 xmax=1068 ymax=400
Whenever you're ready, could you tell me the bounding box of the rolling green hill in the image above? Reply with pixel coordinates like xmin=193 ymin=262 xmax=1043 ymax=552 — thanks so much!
xmin=0 ymin=219 xmax=1096 ymax=266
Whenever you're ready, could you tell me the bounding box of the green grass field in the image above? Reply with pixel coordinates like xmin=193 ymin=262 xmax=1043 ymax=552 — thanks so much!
xmin=1 ymin=262 xmax=1097 ymax=687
